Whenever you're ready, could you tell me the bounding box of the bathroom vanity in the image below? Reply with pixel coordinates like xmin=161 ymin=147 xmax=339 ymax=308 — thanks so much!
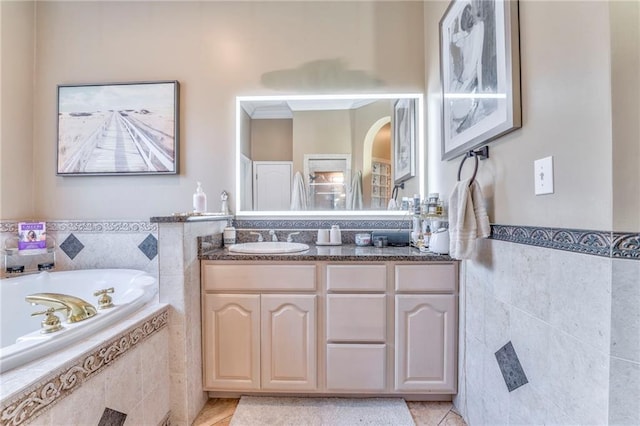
xmin=200 ymin=246 xmax=458 ymax=398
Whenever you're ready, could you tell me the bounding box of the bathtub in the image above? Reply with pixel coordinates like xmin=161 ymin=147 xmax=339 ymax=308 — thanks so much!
xmin=0 ymin=269 xmax=158 ymax=373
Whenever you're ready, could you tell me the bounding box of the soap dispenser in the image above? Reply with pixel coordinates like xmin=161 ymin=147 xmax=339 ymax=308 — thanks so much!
xmin=220 ymin=191 xmax=230 ymax=215
xmin=193 ymin=182 xmax=207 ymax=213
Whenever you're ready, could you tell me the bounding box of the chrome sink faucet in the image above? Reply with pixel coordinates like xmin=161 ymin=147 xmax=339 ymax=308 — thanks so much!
xmin=287 ymin=232 xmax=300 ymax=242
xmin=249 ymin=231 xmax=264 ymax=242
xmin=269 ymin=230 xmax=278 ymax=242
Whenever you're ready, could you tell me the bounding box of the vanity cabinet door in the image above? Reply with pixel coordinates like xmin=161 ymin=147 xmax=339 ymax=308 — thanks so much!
xmin=261 ymin=295 xmax=317 ymax=391
xmin=203 ymin=294 xmax=260 ymax=390
xmin=395 ymin=294 xmax=457 ymax=393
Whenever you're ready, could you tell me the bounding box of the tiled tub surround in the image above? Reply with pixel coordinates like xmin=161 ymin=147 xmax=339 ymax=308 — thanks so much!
xmin=455 ymin=225 xmax=639 ymax=425
xmin=0 ymin=304 xmax=169 ymax=426
xmin=0 ymin=221 xmax=159 ymax=277
xmin=153 ymin=217 xmax=230 ymax=426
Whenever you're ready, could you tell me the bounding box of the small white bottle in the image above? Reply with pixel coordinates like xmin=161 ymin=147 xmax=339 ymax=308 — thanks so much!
xmin=193 ymin=182 xmax=207 ymax=213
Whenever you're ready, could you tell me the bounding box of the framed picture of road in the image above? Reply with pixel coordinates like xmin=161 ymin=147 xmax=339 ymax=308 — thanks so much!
xmin=56 ymin=81 xmax=179 ymax=176
xmin=439 ymin=0 xmax=521 ymax=160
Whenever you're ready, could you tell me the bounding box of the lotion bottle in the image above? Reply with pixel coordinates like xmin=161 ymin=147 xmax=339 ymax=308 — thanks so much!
xmin=193 ymin=182 xmax=207 ymax=213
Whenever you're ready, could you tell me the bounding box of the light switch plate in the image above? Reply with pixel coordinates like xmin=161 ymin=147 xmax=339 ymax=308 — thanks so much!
xmin=534 ymin=156 xmax=554 ymax=195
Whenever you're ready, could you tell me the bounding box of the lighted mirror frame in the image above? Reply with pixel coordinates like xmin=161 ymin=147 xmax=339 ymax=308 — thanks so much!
xmin=235 ymin=93 xmax=424 ymax=219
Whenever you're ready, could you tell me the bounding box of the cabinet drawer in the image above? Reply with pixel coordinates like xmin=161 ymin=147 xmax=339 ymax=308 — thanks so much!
xmin=326 ymin=344 xmax=386 ymax=391
xmin=203 ymin=263 xmax=316 ymax=291
xmin=326 ymin=294 xmax=386 ymax=342
xmin=394 ymin=263 xmax=457 ymax=293
xmin=326 ymin=264 xmax=386 ymax=292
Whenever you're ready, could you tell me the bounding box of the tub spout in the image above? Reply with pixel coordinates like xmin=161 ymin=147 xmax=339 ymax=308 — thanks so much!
xmin=25 ymin=293 xmax=97 ymax=323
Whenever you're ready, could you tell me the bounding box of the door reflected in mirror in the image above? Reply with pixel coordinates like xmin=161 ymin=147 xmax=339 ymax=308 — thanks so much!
xmin=236 ymin=93 xmax=423 ymax=216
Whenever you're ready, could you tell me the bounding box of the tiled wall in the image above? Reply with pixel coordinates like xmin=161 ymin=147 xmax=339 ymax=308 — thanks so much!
xmin=1 ymin=306 xmax=169 ymax=426
xmin=0 ymin=220 xmax=165 ymax=426
xmin=455 ymin=226 xmax=639 ymax=425
xmin=156 ymin=219 xmax=228 ymax=426
xmin=0 ymin=221 xmax=158 ymax=278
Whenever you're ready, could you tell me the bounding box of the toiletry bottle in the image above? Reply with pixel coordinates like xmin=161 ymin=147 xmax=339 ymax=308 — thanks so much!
xmin=220 ymin=191 xmax=230 ymax=215
xmin=193 ymin=182 xmax=207 ymax=213
xmin=413 ymin=194 xmax=421 ymax=216
xmin=223 ymin=220 xmax=236 ymax=246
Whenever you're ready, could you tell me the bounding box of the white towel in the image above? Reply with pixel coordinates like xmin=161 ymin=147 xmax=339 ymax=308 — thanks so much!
xmin=290 ymin=172 xmax=308 ymax=210
xmin=448 ymin=178 xmax=490 ymax=259
xmin=347 ymin=171 xmax=363 ymax=210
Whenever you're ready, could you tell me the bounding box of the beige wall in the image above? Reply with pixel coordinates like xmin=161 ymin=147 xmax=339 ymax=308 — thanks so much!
xmin=426 ymin=0 xmax=616 ymax=230
xmin=1 ymin=1 xmax=425 ymax=220
xmin=1 ymin=1 xmax=35 ymax=220
xmin=251 ymin=119 xmax=292 ymax=161
xmin=610 ymin=0 xmax=640 ymax=232
xmin=292 ymin=109 xmax=353 ymax=175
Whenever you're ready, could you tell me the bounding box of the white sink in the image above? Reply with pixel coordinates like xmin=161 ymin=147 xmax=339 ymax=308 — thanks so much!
xmin=228 ymin=242 xmax=310 ymax=254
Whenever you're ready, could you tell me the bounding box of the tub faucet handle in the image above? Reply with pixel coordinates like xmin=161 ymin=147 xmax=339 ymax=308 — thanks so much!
xmin=31 ymin=307 xmax=64 ymax=334
xmin=93 ymin=287 xmax=115 ymax=309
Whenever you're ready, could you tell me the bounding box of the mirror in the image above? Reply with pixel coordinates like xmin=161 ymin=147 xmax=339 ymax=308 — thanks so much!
xmin=235 ymin=93 xmax=424 ymax=217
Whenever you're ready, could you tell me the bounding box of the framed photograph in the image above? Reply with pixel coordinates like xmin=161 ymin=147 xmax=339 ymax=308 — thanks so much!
xmin=440 ymin=0 xmax=521 ymax=160
xmin=57 ymin=81 xmax=179 ymax=176
xmin=393 ymin=98 xmax=417 ymax=184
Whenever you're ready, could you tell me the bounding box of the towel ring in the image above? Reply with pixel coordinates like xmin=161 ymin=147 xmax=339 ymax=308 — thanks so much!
xmin=457 ymin=146 xmax=489 ymax=187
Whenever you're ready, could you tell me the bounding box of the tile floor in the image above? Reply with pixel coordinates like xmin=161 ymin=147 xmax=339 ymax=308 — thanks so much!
xmin=193 ymin=398 xmax=467 ymax=426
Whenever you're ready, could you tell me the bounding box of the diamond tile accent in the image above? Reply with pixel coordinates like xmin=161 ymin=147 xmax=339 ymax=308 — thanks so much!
xmin=59 ymin=233 xmax=85 ymax=260
xmin=98 ymin=408 xmax=127 ymax=426
xmin=138 ymin=234 xmax=158 ymax=260
xmin=495 ymin=341 xmax=529 ymax=392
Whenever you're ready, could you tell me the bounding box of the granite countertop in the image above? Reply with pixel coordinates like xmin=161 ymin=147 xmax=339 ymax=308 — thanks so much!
xmin=150 ymin=213 xmax=233 ymax=223
xmin=200 ymin=244 xmax=454 ymax=262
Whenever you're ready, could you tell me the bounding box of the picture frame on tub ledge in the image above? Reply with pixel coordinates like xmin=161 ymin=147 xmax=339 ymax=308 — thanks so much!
xmin=56 ymin=80 xmax=180 ymax=176
xmin=439 ymin=0 xmax=521 ymax=160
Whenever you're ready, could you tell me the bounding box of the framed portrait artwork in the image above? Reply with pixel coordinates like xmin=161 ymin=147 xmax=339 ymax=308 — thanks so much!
xmin=439 ymin=0 xmax=521 ymax=160
xmin=57 ymin=80 xmax=179 ymax=176
xmin=393 ymin=98 xmax=417 ymax=184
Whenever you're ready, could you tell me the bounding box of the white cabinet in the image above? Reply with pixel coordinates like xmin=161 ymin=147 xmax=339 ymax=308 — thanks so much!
xmin=395 ymin=295 xmax=457 ymax=392
xmin=201 ymin=260 xmax=458 ymax=396
xmin=325 ymin=264 xmax=388 ymax=393
xmin=261 ymin=295 xmax=316 ymax=390
xmin=326 ymin=344 xmax=386 ymax=391
xmin=203 ymin=294 xmax=260 ymax=390
xmin=202 ymin=262 xmax=317 ymax=392
xmin=394 ymin=264 xmax=458 ymax=393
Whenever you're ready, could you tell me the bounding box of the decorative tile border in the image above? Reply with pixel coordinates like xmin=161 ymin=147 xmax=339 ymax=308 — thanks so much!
xmin=612 ymin=232 xmax=640 ymax=259
xmin=0 ymin=308 xmax=168 ymax=426
xmin=233 ymin=219 xmax=412 ymax=230
xmin=0 ymin=220 xmax=157 ymax=233
xmin=490 ymin=225 xmax=639 ymax=260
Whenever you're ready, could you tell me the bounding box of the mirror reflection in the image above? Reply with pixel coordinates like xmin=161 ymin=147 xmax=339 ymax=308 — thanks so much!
xmin=236 ymin=94 xmax=422 ymax=214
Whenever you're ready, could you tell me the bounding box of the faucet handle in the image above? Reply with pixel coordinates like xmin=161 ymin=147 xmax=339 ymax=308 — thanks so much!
xmin=93 ymin=287 xmax=114 ymax=309
xmin=269 ymin=230 xmax=278 ymax=242
xmin=249 ymin=231 xmax=264 ymax=242
xmin=31 ymin=307 xmax=64 ymax=334
xmin=286 ymin=232 xmax=300 ymax=243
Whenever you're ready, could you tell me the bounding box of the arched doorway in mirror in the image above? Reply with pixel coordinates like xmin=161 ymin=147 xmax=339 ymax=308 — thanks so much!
xmin=363 ymin=117 xmax=392 ymax=209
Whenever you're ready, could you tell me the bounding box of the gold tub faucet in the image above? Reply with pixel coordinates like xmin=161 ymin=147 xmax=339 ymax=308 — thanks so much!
xmin=25 ymin=293 xmax=97 ymax=323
